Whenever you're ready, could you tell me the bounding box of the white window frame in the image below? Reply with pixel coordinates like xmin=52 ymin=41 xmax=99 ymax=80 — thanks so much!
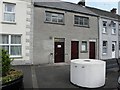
xmin=102 ymin=21 xmax=107 ymax=34
xmin=3 ymin=3 xmax=15 ymax=23
xmin=45 ymin=11 xmax=64 ymax=24
xmin=74 ymin=15 xmax=89 ymax=27
xmin=0 ymin=34 xmax=22 ymax=58
xmin=111 ymin=23 xmax=116 ymax=35
xmin=102 ymin=41 xmax=107 ymax=55
xmin=81 ymin=41 xmax=87 ymax=52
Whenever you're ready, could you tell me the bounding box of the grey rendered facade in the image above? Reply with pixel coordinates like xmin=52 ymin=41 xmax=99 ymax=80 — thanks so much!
xmin=33 ymin=2 xmax=99 ymax=64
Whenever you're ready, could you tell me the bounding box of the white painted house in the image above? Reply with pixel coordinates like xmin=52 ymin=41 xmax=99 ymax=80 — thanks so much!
xmin=0 ymin=0 xmax=33 ymax=65
xmin=87 ymin=7 xmax=120 ymax=60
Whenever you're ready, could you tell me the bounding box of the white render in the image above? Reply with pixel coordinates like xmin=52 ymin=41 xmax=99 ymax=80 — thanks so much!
xmin=0 ymin=0 xmax=33 ymax=65
xmin=99 ymin=17 xmax=119 ymax=59
xmin=118 ymin=1 xmax=120 ymax=58
xmin=118 ymin=1 xmax=120 ymax=15
xmin=70 ymin=59 xmax=106 ymax=88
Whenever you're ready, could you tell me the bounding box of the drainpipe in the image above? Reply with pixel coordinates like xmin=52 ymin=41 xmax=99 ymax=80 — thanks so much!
xmin=97 ymin=16 xmax=100 ymax=59
xmin=97 ymin=16 xmax=100 ymax=60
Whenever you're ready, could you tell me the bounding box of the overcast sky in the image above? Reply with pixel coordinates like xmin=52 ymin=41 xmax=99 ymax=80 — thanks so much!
xmin=61 ymin=0 xmax=120 ymax=13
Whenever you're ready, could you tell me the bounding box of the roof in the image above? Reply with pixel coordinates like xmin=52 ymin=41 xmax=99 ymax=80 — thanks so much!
xmin=34 ymin=1 xmax=98 ymax=17
xmin=86 ymin=6 xmax=120 ymax=21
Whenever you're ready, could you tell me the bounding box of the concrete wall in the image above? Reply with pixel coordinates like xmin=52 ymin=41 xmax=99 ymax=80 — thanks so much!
xmin=33 ymin=7 xmax=99 ymax=64
xmin=0 ymin=1 xmax=2 ymax=33
xmin=119 ymin=22 xmax=120 ymax=57
xmin=99 ymin=17 xmax=119 ymax=59
xmin=118 ymin=1 xmax=120 ymax=15
xmin=0 ymin=0 xmax=32 ymax=65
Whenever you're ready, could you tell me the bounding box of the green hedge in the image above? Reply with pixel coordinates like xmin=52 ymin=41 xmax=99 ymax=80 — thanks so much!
xmin=0 ymin=49 xmax=13 ymax=76
xmin=0 ymin=49 xmax=23 ymax=84
xmin=2 ymin=69 xmax=23 ymax=84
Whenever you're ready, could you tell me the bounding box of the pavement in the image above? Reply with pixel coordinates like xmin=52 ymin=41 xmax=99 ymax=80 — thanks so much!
xmin=14 ymin=63 xmax=120 ymax=89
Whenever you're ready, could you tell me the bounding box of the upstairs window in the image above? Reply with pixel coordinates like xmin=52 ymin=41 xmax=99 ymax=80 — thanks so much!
xmin=102 ymin=21 xmax=107 ymax=33
xmin=111 ymin=23 xmax=116 ymax=34
xmin=45 ymin=11 xmax=64 ymax=24
xmin=3 ymin=3 xmax=15 ymax=22
xmin=74 ymin=15 xmax=89 ymax=27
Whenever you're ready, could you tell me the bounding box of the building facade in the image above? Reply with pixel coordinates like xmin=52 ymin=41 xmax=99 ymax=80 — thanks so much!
xmin=118 ymin=20 xmax=120 ymax=58
xmin=87 ymin=7 xmax=119 ymax=60
xmin=118 ymin=1 xmax=120 ymax=15
xmin=33 ymin=2 xmax=99 ymax=64
xmin=0 ymin=0 xmax=33 ymax=65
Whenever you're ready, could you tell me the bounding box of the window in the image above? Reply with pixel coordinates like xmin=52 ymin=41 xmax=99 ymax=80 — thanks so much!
xmin=119 ymin=41 xmax=120 ymax=50
xmin=111 ymin=23 xmax=116 ymax=34
xmin=45 ymin=11 xmax=64 ymax=24
xmin=102 ymin=21 xmax=107 ymax=33
xmin=81 ymin=41 xmax=87 ymax=52
xmin=74 ymin=15 xmax=89 ymax=27
xmin=102 ymin=41 xmax=107 ymax=54
xmin=3 ymin=3 xmax=15 ymax=22
xmin=0 ymin=35 xmax=22 ymax=57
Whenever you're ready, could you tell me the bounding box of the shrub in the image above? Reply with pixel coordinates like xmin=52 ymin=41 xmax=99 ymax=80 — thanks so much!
xmin=2 ymin=69 xmax=23 ymax=84
xmin=0 ymin=49 xmax=13 ymax=76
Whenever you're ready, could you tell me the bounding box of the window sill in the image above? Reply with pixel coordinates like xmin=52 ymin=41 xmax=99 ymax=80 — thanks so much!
xmin=81 ymin=51 xmax=88 ymax=53
xmin=111 ymin=33 xmax=116 ymax=35
xmin=44 ymin=21 xmax=65 ymax=25
xmin=74 ymin=24 xmax=90 ymax=28
xmin=1 ymin=21 xmax=16 ymax=25
xmin=102 ymin=32 xmax=107 ymax=34
xmin=10 ymin=56 xmax=22 ymax=58
xmin=102 ymin=53 xmax=107 ymax=56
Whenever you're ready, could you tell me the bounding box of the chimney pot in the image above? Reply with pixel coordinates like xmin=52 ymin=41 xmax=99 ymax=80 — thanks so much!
xmin=78 ymin=0 xmax=85 ymax=6
xmin=111 ymin=8 xmax=117 ymax=14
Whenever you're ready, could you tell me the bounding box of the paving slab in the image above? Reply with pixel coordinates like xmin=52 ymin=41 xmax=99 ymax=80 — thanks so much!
xmin=14 ymin=65 xmax=33 ymax=88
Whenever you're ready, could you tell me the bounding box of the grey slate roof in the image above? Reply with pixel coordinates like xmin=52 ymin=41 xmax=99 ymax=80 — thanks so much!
xmin=86 ymin=6 xmax=120 ymax=21
xmin=34 ymin=1 xmax=98 ymax=17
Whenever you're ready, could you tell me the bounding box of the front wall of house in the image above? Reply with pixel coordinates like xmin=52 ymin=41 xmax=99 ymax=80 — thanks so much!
xmin=0 ymin=1 xmax=2 ymax=33
xmin=119 ymin=22 xmax=120 ymax=57
xmin=33 ymin=7 xmax=98 ymax=64
xmin=99 ymin=18 xmax=119 ymax=59
xmin=0 ymin=0 xmax=32 ymax=65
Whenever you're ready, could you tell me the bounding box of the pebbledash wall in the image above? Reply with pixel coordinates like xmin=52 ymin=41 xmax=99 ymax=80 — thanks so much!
xmin=0 ymin=0 xmax=33 ymax=65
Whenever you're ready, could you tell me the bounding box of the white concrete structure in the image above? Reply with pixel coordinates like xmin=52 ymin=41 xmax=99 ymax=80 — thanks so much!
xmin=70 ymin=59 xmax=106 ymax=88
xmin=0 ymin=0 xmax=33 ymax=65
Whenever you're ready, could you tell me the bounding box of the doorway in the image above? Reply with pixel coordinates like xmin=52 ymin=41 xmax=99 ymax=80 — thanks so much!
xmin=54 ymin=38 xmax=65 ymax=63
xmin=89 ymin=42 xmax=95 ymax=59
xmin=71 ymin=41 xmax=79 ymax=60
xmin=112 ymin=41 xmax=116 ymax=58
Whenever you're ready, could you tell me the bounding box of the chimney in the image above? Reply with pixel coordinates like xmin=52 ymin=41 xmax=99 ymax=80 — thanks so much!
xmin=78 ymin=0 xmax=85 ymax=6
xmin=111 ymin=8 xmax=117 ymax=14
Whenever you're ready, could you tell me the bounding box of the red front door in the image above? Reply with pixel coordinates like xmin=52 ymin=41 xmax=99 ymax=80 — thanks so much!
xmin=54 ymin=42 xmax=64 ymax=63
xmin=89 ymin=42 xmax=95 ymax=59
xmin=71 ymin=41 xmax=79 ymax=60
